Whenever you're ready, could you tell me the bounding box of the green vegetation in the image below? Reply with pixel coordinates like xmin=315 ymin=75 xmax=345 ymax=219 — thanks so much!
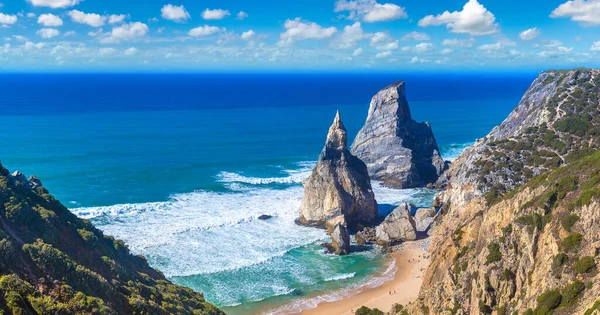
xmin=515 ymin=213 xmax=552 ymax=232
xmin=561 ymin=214 xmax=580 ymax=232
xmin=534 ymin=290 xmax=562 ymax=315
xmin=573 ymin=256 xmax=596 ymax=274
xmin=485 ymin=242 xmax=502 ymax=265
xmin=584 ymin=300 xmax=600 ymax=315
xmin=392 ymin=304 xmax=410 ymax=315
xmin=0 ymin=163 xmax=223 ymax=315
xmin=355 ymin=306 xmax=384 ymax=315
xmin=551 ymin=253 xmax=569 ymax=275
xmin=561 ymin=280 xmax=585 ymax=307
xmin=562 ymin=233 xmax=583 ymax=251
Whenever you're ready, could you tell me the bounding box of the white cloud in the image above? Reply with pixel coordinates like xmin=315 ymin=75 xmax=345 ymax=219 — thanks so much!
xmin=402 ymin=42 xmax=435 ymax=53
xmin=591 ymin=41 xmax=600 ymax=51
xmin=124 ymin=47 xmax=139 ymax=56
xmin=38 ymin=14 xmax=63 ymax=27
xmin=334 ymin=0 xmax=407 ymax=22
xmin=102 ymin=22 xmax=149 ymax=43
xmin=551 ymin=0 xmax=600 ymax=25
xmin=27 ymin=13 xmax=36 ymax=18
xmin=26 ymin=0 xmax=79 ymax=8
xmin=353 ymin=47 xmax=363 ymax=56
xmin=545 ymin=40 xmax=563 ymax=47
xmin=410 ymin=56 xmax=430 ymax=63
xmin=68 ymin=10 xmax=105 ymax=27
xmin=188 ymin=25 xmax=224 ymax=37
xmin=24 ymin=41 xmax=45 ymax=51
xmin=519 ymin=28 xmax=541 ymax=41
xmin=278 ymin=18 xmax=337 ymax=46
xmin=161 ymin=4 xmax=190 ymax=22
xmin=236 ymin=11 xmax=248 ymax=20
xmin=64 ymin=31 xmax=76 ymax=36
xmin=0 ymin=13 xmax=17 ymax=25
xmin=401 ymin=31 xmax=430 ymax=41
xmin=37 ymin=28 xmax=60 ymax=39
xmin=13 ymin=35 xmax=28 ymax=42
xmin=375 ymin=50 xmax=392 ymax=58
xmin=332 ymin=22 xmax=370 ymax=49
xmin=538 ymin=46 xmax=573 ymax=57
xmin=370 ymin=32 xmax=398 ymax=50
xmin=241 ymin=30 xmax=255 ymax=40
xmin=441 ymin=48 xmax=454 ymax=54
xmin=442 ymin=38 xmax=476 ymax=47
xmin=418 ymin=0 xmax=499 ymax=36
xmin=202 ymin=9 xmax=230 ymax=20
xmin=99 ymin=47 xmax=116 ymax=56
xmin=478 ymin=42 xmax=503 ymax=50
xmin=109 ymin=14 xmax=127 ymax=24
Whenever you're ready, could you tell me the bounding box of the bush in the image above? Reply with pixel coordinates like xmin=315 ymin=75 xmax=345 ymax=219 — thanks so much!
xmin=573 ymin=256 xmax=596 ymax=274
xmin=485 ymin=242 xmax=502 ymax=265
xmin=535 ymin=290 xmax=562 ymax=315
xmin=561 ymin=280 xmax=585 ymax=307
xmin=562 ymin=233 xmax=583 ymax=251
xmin=551 ymin=253 xmax=569 ymax=274
xmin=355 ymin=306 xmax=384 ymax=315
xmin=561 ymin=215 xmax=580 ymax=232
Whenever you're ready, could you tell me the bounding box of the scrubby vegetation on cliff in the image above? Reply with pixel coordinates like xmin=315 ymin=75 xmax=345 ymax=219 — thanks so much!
xmin=0 ymin=162 xmax=222 ymax=315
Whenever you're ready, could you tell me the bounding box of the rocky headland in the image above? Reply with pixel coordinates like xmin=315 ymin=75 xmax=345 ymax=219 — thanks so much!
xmin=351 ymin=81 xmax=447 ymax=189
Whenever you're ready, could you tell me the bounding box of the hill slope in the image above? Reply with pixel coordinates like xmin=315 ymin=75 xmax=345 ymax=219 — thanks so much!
xmin=408 ymin=69 xmax=600 ymax=314
xmin=0 ymin=164 xmax=223 ymax=314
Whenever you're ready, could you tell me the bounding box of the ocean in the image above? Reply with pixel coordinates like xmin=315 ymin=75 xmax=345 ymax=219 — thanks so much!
xmin=0 ymin=72 xmax=536 ymax=314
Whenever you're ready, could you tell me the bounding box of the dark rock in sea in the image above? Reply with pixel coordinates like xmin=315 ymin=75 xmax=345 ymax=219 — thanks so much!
xmin=351 ymin=81 xmax=447 ymax=188
xmin=258 ymin=214 xmax=273 ymax=220
xmin=298 ymin=111 xmax=378 ymax=231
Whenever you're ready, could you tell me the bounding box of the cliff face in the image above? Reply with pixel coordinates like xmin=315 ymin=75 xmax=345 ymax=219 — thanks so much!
xmin=299 ymin=111 xmax=378 ymax=231
xmin=351 ymin=81 xmax=446 ymax=188
xmin=410 ymin=69 xmax=600 ymax=315
xmin=0 ymin=164 xmax=223 ymax=315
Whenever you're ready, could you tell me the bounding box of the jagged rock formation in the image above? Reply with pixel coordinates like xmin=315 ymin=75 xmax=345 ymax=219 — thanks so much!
xmin=330 ymin=224 xmax=351 ymax=255
xmin=299 ymin=111 xmax=378 ymax=232
xmin=351 ymin=81 xmax=446 ymax=188
xmin=414 ymin=206 xmax=437 ymax=232
xmin=407 ymin=69 xmax=600 ymax=315
xmin=375 ymin=203 xmax=417 ymax=245
xmin=0 ymin=163 xmax=223 ymax=315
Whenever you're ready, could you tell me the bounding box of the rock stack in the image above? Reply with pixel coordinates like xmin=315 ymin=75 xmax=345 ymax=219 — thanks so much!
xmin=299 ymin=111 xmax=378 ymax=254
xmin=351 ymin=81 xmax=446 ymax=188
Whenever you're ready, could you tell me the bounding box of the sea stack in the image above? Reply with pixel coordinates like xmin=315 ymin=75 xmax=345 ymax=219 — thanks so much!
xmin=299 ymin=111 xmax=378 ymax=233
xmin=351 ymin=81 xmax=446 ymax=188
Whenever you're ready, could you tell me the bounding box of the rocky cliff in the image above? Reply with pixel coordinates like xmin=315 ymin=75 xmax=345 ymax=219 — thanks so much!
xmin=0 ymin=164 xmax=223 ymax=315
xmin=299 ymin=111 xmax=378 ymax=232
xmin=351 ymin=81 xmax=446 ymax=188
xmin=408 ymin=69 xmax=600 ymax=315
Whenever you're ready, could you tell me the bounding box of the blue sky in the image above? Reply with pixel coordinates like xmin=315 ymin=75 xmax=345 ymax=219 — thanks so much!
xmin=0 ymin=0 xmax=599 ymax=71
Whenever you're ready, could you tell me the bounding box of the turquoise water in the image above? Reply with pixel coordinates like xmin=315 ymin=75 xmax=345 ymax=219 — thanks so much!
xmin=0 ymin=73 xmax=534 ymax=313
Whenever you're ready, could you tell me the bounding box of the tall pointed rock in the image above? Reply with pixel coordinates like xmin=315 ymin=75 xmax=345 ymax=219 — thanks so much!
xmin=299 ymin=111 xmax=378 ymax=231
xmin=351 ymin=81 xmax=446 ymax=188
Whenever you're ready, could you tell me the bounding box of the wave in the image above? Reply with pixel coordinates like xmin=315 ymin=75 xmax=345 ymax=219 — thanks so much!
xmin=324 ymin=272 xmax=356 ymax=282
xmin=440 ymin=142 xmax=473 ymax=161
xmin=216 ymin=161 xmax=315 ymax=186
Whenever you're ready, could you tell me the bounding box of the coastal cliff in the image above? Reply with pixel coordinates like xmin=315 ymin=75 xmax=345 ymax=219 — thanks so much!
xmin=0 ymin=164 xmax=223 ymax=314
xmin=408 ymin=69 xmax=600 ymax=314
xmin=351 ymin=81 xmax=446 ymax=188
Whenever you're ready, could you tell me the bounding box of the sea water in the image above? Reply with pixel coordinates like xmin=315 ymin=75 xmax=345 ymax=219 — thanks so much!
xmin=0 ymin=72 xmax=536 ymax=313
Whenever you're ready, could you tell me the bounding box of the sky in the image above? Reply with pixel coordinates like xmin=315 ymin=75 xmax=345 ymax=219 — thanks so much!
xmin=0 ymin=0 xmax=599 ymax=72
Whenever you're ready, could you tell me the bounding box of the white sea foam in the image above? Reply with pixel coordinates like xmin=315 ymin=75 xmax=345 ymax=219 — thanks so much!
xmin=216 ymin=161 xmax=315 ymax=186
xmin=324 ymin=272 xmax=356 ymax=282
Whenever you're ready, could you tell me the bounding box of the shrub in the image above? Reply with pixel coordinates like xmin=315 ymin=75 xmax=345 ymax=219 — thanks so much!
xmin=551 ymin=253 xmax=569 ymax=274
xmin=561 ymin=280 xmax=585 ymax=307
xmin=485 ymin=242 xmax=502 ymax=265
xmin=562 ymin=233 xmax=583 ymax=251
xmin=535 ymin=290 xmax=562 ymax=315
xmin=561 ymin=215 xmax=580 ymax=232
xmin=392 ymin=304 xmax=409 ymax=315
xmin=355 ymin=306 xmax=384 ymax=315
xmin=554 ymin=116 xmax=591 ymax=137
xmin=556 ymin=176 xmax=578 ymax=199
xmin=573 ymin=256 xmax=596 ymax=274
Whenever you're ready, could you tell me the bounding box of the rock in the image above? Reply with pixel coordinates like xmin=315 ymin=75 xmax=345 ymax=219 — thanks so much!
xmin=10 ymin=170 xmax=30 ymax=187
xmin=354 ymin=226 xmax=376 ymax=245
xmin=29 ymin=175 xmax=42 ymax=188
xmin=351 ymin=81 xmax=446 ymax=188
xmin=299 ymin=111 xmax=378 ymax=230
xmin=330 ymin=224 xmax=351 ymax=255
xmin=375 ymin=203 xmax=417 ymax=245
xmin=258 ymin=215 xmax=273 ymax=220
xmin=414 ymin=206 xmax=436 ymax=222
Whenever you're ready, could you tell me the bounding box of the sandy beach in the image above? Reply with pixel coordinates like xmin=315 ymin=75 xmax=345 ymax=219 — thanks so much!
xmin=299 ymin=244 xmax=430 ymax=315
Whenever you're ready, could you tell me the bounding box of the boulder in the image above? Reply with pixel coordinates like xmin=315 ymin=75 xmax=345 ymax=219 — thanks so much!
xmin=330 ymin=224 xmax=351 ymax=255
xmin=414 ymin=206 xmax=436 ymax=221
xmin=375 ymin=203 xmax=417 ymax=245
xmin=351 ymin=81 xmax=446 ymax=188
xmin=299 ymin=111 xmax=378 ymax=230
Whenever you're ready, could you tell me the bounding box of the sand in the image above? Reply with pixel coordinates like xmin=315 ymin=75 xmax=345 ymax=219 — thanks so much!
xmin=299 ymin=245 xmax=430 ymax=315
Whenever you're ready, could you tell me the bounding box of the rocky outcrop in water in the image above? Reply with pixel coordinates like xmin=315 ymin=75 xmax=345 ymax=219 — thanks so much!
xmin=330 ymin=224 xmax=351 ymax=255
xmin=351 ymin=81 xmax=446 ymax=189
xmin=375 ymin=203 xmax=417 ymax=245
xmin=299 ymin=111 xmax=378 ymax=232
xmin=406 ymin=69 xmax=600 ymax=315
